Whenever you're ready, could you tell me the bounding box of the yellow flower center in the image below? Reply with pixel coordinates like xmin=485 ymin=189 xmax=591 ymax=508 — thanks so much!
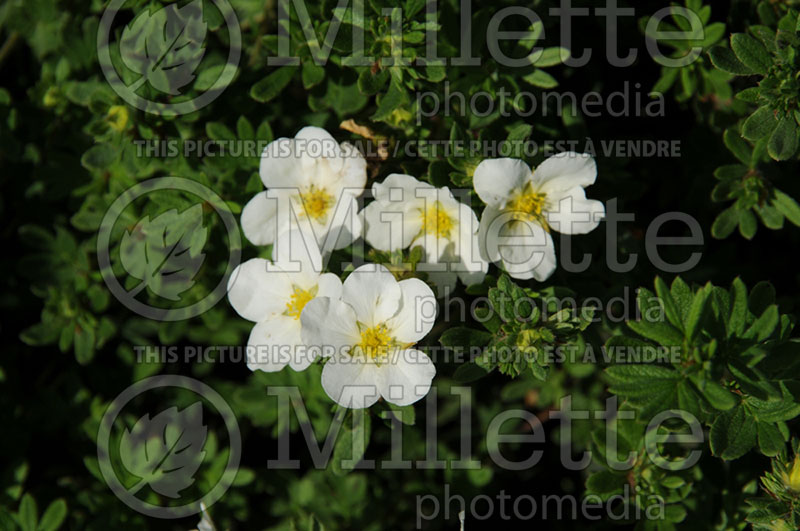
xmin=506 ymin=182 xmax=547 ymax=223
xmin=420 ymin=201 xmax=453 ymax=239
xmin=299 ymin=185 xmax=333 ymax=221
xmin=355 ymin=324 xmax=394 ymax=359
xmin=285 ymin=286 xmax=316 ymax=320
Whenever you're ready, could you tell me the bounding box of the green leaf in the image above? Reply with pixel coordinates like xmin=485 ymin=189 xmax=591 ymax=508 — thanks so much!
xmin=708 ymin=46 xmax=754 ymax=75
xmin=38 ymin=499 xmax=66 ymax=531
xmin=684 ymin=284 xmax=709 ymax=342
xmin=748 ymin=281 xmax=775 ymax=315
xmin=654 ymin=277 xmax=683 ymax=330
xmin=723 ymin=129 xmax=752 ymax=166
xmin=755 ymin=203 xmax=784 ymax=230
xmin=205 ymin=121 xmax=235 ymax=141
xmin=711 ymin=206 xmax=740 ymax=239
xmin=728 ymin=277 xmax=748 ymax=337
xmin=522 ymin=69 xmax=558 ymax=88
xmin=738 ymin=209 xmax=757 ymax=239
xmin=670 ymin=277 xmax=693 ymax=323
xmin=81 ymin=144 xmax=117 ymax=171
xmin=531 ymin=47 xmax=569 ymax=67
xmin=744 ymin=304 xmax=779 ymax=341
xmin=756 ymin=422 xmax=784 ymax=456
xmin=452 ymin=362 xmax=491 ymax=383
xmin=301 ymin=60 xmax=325 ymax=89
xmin=742 ymin=106 xmax=778 ymax=141
xmin=250 ymin=66 xmax=297 ymax=103
xmin=439 ymin=327 xmax=492 ymax=348
xmin=709 ymin=406 xmax=757 ymax=460
xmin=772 ymin=189 xmax=800 ymax=226
xmin=585 ymin=471 xmax=625 ymax=498
xmin=696 ymin=378 xmax=737 ymax=410
xmin=767 ymin=116 xmax=799 ymax=161
xmin=730 ymin=33 xmax=772 ymax=74
xmin=18 ymin=494 xmax=37 ymax=531
xmin=371 ymin=79 xmax=408 ymax=122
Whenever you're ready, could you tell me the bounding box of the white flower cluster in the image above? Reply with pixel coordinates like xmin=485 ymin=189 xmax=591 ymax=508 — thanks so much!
xmin=228 ymin=127 xmax=604 ymax=408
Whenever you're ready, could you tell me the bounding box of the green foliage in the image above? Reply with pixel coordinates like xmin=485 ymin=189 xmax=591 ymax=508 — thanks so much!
xmin=440 ymin=275 xmax=594 ymax=382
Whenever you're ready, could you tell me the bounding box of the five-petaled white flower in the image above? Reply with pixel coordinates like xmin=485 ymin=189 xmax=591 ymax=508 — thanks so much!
xmin=241 ymin=126 xmax=367 ymax=254
xmin=300 ymin=264 xmax=437 ymax=408
xmin=227 ymin=230 xmax=342 ymax=372
xmin=474 ymin=152 xmax=605 ymax=281
xmin=361 ymin=173 xmax=488 ymax=295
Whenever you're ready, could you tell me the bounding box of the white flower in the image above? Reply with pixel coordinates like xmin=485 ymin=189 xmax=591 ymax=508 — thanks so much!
xmin=300 ymin=264 xmax=437 ymax=408
xmin=360 ymin=173 xmax=488 ymax=295
xmin=241 ymin=126 xmax=367 ymax=254
xmin=473 ymin=152 xmax=605 ymax=281
xmin=227 ymin=230 xmax=342 ymax=372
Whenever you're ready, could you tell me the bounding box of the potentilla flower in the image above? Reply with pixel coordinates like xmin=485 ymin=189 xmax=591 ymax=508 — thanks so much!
xmin=300 ymin=264 xmax=437 ymax=408
xmin=473 ymin=152 xmax=605 ymax=281
xmin=241 ymin=126 xmax=367 ymax=254
xmin=227 ymin=230 xmax=342 ymax=372
xmin=360 ymin=173 xmax=487 ymax=295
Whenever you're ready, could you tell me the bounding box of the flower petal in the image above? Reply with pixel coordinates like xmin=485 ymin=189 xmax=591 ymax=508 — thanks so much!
xmin=533 ymin=152 xmax=597 ymax=194
xmin=473 ymin=158 xmax=531 ymax=207
xmin=497 ymin=220 xmax=557 ymax=281
xmin=227 ymin=258 xmax=292 ymax=322
xmin=341 ymin=264 xmax=402 ymax=327
xmin=259 ymin=137 xmax=308 ymax=189
xmin=246 ymin=315 xmax=312 ymax=372
xmin=545 ymin=186 xmax=605 ymax=235
xmin=271 ymin=228 xmax=324 ymax=284
xmin=300 ymin=297 xmax=360 ymax=356
xmin=362 ymin=200 xmax=421 ymax=251
xmin=241 ymin=191 xmax=287 ymax=246
xmin=378 ymin=349 xmax=436 ymax=406
xmin=387 ymin=278 xmax=437 ymax=343
xmin=321 ymin=355 xmax=382 ymax=408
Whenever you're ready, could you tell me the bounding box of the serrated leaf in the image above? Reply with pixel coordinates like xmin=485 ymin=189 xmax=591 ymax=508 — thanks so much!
xmin=119 ymin=205 xmax=208 ymax=301
xmin=119 ymin=0 xmax=207 ymax=95
xmin=709 ymin=406 xmax=757 ymax=460
xmin=119 ymin=402 xmax=207 ymax=498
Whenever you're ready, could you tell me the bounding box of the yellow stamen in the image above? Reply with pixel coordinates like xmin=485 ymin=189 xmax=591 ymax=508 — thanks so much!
xmin=285 ymin=286 xmax=316 ymax=319
xmin=420 ymin=201 xmax=453 ymax=239
xmin=355 ymin=324 xmax=394 ymax=359
xmin=506 ymin=182 xmax=547 ymax=223
xmin=299 ymin=185 xmax=333 ymax=221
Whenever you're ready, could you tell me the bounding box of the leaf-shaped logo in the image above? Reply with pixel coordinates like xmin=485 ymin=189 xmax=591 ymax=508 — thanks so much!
xmin=120 ymin=203 xmax=208 ymax=301
xmin=119 ymin=402 xmax=208 ymax=499
xmin=119 ymin=0 xmax=208 ymax=95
